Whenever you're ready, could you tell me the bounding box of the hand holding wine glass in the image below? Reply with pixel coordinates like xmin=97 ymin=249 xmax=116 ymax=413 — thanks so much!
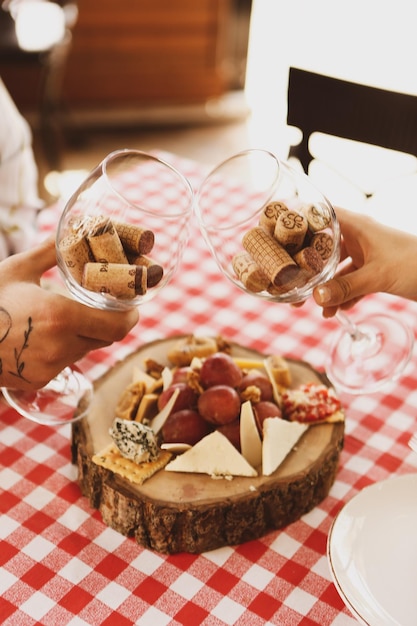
xmin=196 ymin=149 xmax=413 ymax=395
xmin=0 ymin=238 xmax=138 ymax=391
xmin=2 ymin=149 xmax=194 ymax=425
xmin=313 ymin=206 xmax=417 ymax=314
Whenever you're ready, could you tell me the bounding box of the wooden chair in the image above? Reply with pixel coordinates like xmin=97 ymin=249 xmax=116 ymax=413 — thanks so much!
xmin=286 ymin=66 xmax=417 ymax=176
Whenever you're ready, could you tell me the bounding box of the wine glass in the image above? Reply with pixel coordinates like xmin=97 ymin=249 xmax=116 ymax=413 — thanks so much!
xmin=195 ymin=149 xmax=413 ymax=395
xmin=2 ymin=149 xmax=194 ymax=425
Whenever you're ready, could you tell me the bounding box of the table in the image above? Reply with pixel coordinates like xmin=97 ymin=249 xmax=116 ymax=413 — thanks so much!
xmin=1 ymin=152 xmax=417 ymax=625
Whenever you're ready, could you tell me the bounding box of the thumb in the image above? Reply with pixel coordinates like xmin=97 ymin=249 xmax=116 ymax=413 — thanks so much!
xmin=15 ymin=236 xmax=57 ymax=280
xmin=313 ymin=267 xmax=372 ymax=308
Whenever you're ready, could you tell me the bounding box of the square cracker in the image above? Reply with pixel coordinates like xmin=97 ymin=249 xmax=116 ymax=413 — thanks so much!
xmin=92 ymin=444 xmax=171 ymax=485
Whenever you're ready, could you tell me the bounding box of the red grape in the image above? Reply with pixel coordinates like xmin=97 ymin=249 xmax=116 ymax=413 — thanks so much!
xmin=198 ymin=385 xmax=241 ymax=424
xmin=157 ymin=383 xmax=198 ymax=413
xmin=217 ymin=420 xmax=241 ymax=450
xmin=171 ymin=366 xmax=193 ymax=384
xmin=200 ymin=353 xmax=243 ymax=389
xmin=253 ymin=400 xmax=282 ymax=431
xmin=162 ymin=409 xmax=212 ymax=445
xmin=239 ymin=370 xmax=273 ymax=401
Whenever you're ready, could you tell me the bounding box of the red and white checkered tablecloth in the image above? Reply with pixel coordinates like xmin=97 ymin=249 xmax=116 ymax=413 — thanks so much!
xmin=1 ymin=152 xmax=417 ymax=626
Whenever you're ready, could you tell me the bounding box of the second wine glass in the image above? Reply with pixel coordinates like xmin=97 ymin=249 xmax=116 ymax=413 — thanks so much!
xmin=195 ymin=149 xmax=413 ymax=395
xmin=2 ymin=149 xmax=194 ymax=425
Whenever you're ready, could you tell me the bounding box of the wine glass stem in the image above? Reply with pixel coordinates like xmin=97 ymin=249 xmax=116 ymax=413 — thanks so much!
xmin=335 ymin=310 xmax=382 ymax=358
xmin=335 ymin=310 xmax=365 ymax=341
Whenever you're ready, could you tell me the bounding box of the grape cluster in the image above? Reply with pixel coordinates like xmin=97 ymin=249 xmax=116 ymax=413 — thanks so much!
xmin=160 ymin=352 xmax=282 ymax=450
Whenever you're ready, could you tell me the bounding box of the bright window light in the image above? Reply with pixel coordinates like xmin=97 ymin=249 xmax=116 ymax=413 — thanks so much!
xmin=15 ymin=1 xmax=65 ymax=52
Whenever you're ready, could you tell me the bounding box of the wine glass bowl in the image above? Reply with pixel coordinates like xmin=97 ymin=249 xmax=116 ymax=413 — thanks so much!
xmin=56 ymin=149 xmax=194 ymax=311
xmin=196 ymin=149 xmax=341 ymax=304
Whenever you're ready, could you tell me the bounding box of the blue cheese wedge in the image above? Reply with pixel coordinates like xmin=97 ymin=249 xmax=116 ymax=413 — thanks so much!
xmin=109 ymin=417 xmax=159 ymax=464
xmin=262 ymin=417 xmax=308 ymax=476
xmin=165 ymin=430 xmax=258 ymax=478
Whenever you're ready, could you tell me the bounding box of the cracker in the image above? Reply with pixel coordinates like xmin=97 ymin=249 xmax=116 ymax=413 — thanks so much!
xmin=92 ymin=444 xmax=172 ymax=485
xmin=115 ymin=381 xmax=146 ymax=420
xmin=321 ymin=409 xmax=345 ymax=424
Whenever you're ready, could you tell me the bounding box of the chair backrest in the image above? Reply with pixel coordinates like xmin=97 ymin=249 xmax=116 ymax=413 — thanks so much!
xmin=287 ymin=66 xmax=417 ymax=173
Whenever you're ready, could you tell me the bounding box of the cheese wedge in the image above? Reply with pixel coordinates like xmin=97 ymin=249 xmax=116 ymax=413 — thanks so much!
xmin=161 ymin=366 xmax=173 ymax=390
xmin=109 ymin=418 xmax=159 ymax=464
xmin=232 ymin=357 xmax=265 ymax=370
xmin=263 ymin=358 xmax=284 ymax=406
xmin=135 ymin=392 xmax=159 ymax=423
xmin=262 ymin=417 xmax=308 ymax=476
xmin=240 ymin=401 xmax=262 ymax=469
xmin=264 ymin=355 xmax=292 ymax=388
xmin=150 ymin=387 xmax=180 ymax=434
xmin=165 ymin=431 xmax=258 ymax=477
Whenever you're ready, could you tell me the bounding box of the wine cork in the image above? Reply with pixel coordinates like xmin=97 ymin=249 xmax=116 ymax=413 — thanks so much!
xmin=310 ymin=232 xmax=334 ymax=260
xmin=82 ymin=262 xmax=148 ymax=298
xmin=303 ymin=204 xmax=331 ymax=232
xmin=232 ymin=251 xmax=270 ymax=293
xmin=259 ymin=201 xmax=289 ymax=234
xmin=86 ymin=217 xmax=128 ymax=264
xmin=293 ymin=246 xmax=324 ymax=276
xmin=267 ymin=272 xmax=311 ymax=295
xmin=59 ymin=232 xmax=94 ymax=283
xmin=114 ymin=221 xmax=154 ymax=255
xmin=273 ymin=211 xmax=308 ymax=254
xmin=242 ymin=227 xmax=299 ymax=288
xmin=128 ymin=255 xmax=164 ymax=288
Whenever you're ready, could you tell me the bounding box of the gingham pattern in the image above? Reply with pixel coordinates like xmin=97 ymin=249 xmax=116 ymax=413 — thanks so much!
xmin=1 ymin=153 xmax=417 ymax=626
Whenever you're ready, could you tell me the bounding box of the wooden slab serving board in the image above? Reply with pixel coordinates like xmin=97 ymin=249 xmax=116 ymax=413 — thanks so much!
xmin=71 ymin=336 xmax=344 ymax=554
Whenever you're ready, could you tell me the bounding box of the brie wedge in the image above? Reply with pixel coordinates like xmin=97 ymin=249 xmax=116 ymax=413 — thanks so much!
xmin=150 ymin=387 xmax=180 ymax=434
xmin=262 ymin=417 xmax=308 ymax=476
xmin=240 ymin=401 xmax=262 ymax=469
xmin=165 ymin=431 xmax=258 ymax=477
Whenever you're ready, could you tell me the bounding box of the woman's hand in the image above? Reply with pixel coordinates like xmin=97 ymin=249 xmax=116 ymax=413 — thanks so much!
xmin=313 ymin=207 xmax=417 ymax=317
xmin=0 ymin=238 xmax=139 ymax=389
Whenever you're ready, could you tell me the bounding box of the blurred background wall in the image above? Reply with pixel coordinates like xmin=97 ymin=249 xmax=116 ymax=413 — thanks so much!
xmin=0 ymin=0 xmax=252 ymax=125
xmin=1 ymin=0 xmax=416 ymax=224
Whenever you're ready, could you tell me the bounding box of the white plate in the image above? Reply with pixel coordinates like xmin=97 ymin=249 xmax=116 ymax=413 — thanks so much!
xmin=327 ymin=474 xmax=417 ymax=626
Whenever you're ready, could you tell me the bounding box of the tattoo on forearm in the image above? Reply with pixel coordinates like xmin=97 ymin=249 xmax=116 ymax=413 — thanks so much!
xmin=0 ymin=311 xmax=33 ymax=383
xmin=10 ymin=317 xmax=33 ymax=382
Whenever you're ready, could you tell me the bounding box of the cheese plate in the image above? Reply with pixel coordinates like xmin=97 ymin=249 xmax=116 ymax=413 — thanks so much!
xmin=71 ymin=335 xmax=344 ymax=554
